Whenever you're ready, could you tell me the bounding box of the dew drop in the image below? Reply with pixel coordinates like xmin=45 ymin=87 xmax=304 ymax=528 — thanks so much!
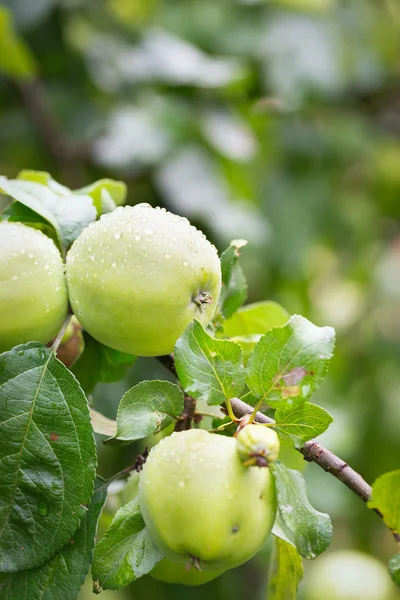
xmin=114 ymin=231 xmax=122 ymax=240
xmin=144 ymin=228 xmax=154 ymax=236
xmin=135 ymin=235 xmax=141 ymax=242
xmin=178 ymin=480 xmax=185 ymax=488
xmin=164 ymin=253 xmax=172 ymax=259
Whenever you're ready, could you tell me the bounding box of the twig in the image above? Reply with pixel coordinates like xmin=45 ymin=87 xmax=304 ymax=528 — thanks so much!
xmin=175 ymin=393 xmax=197 ymax=431
xmin=157 ymin=354 xmax=400 ymax=544
xmin=15 ymin=79 xmax=90 ymax=186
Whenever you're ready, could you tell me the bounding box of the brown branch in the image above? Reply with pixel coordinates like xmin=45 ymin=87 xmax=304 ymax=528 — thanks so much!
xmin=15 ymin=79 xmax=90 ymax=187
xmin=175 ymin=393 xmax=197 ymax=431
xmin=157 ymin=354 xmax=400 ymax=544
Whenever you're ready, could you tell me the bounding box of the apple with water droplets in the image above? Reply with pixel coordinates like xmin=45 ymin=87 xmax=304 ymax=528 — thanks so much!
xmin=0 ymin=222 xmax=68 ymax=353
xmin=66 ymin=204 xmax=221 ymax=356
xmin=139 ymin=429 xmax=277 ymax=572
xmin=150 ymin=557 xmax=225 ymax=586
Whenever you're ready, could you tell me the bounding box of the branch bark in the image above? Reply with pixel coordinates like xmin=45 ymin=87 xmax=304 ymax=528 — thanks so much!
xmin=157 ymin=354 xmax=400 ymax=544
xmin=15 ymin=79 xmax=90 ymax=187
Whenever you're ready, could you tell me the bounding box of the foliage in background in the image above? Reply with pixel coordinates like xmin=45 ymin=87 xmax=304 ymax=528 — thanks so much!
xmin=1 ymin=0 xmax=400 ymax=598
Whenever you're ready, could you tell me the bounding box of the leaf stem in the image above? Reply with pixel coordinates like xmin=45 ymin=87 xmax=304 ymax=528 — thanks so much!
xmin=225 ymin=397 xmax=240 ymax=423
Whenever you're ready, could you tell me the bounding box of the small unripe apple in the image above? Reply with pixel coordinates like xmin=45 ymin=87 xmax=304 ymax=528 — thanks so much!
xmin=150 ymin=557 xmax=224 ymax=586
xmin=236 ymin=424 xmax=280 ymax=466
xmin=139 ymin=429 xmax=276 ymax=572
xmin=0 ymin=222 xmax=68 ymax=353
xmin=66 ymin=205 xmax=221 ymax=356
xmin=304 ymin=550 xmax=395 ymax=600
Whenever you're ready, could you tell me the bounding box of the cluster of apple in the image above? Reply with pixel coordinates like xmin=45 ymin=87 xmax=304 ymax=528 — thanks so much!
xmin=0 ymin=204 xmax=280 ymax=586
xmin=0 ymin=203 xmax=221 ymax=356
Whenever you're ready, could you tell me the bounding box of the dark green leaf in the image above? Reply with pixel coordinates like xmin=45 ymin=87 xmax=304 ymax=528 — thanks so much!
xmin=368 ymin=470 xmax=400 ymax=535
xmin=267 ymin=537 xmax=303 ymax=600
xmin=0 ymin=343 xmax=97 ymax=571
xmin=92 ymin=497 xmax=164 ymax=591
xmin=174 ymin=320 xmax=245 ymax=406
xmin=0 ymin=481 xmax=107 ymax=599
xmin=274 ymin=402 xmax=333 ymax=448
xmin=271 ymin=461 xmax=332 ymax=559
xmin=219 ymin=240 xmax=248 ymax=319
xmin=389 ymin=553 xmax=400 ymax=587
xmin=246 ymin=315 xmax=335 ymax=408
xmin=112 ymin=380 xmax=184 ymax=442
xmin=0 ymin=8 xmax=37 ymax=79
xmin=71 ymin=332 xmax=136 ymax=394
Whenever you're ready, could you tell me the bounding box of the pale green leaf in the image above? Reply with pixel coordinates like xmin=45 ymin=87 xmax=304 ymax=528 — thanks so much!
xmin=368 ymin=470 xmax=400 ymax=535
xmin=274 ymin=402 xmax=333 ymax=448
xmin=267 ymin=537 xmax=303 ymax=600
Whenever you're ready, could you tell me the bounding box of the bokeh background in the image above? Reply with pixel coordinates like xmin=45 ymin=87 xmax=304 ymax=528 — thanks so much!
xmin=1 ymin=0 xmax=400 ymax=598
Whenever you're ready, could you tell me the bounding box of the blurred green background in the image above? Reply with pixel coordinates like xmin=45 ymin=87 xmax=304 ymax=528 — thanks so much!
xmin=1 ymin=0 xmax=400 ymax=598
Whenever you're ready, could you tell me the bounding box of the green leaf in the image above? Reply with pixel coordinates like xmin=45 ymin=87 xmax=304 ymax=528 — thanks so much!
xmin=274 ymin=402 xmax=333 ymax=448
xmin=174 ymin=320 xmax=245 ymax=406
xmin=0 ymin=343 xmax=97 ymax=572
xmin=272 ymin=510 xmax=296 ymax=547
xmin=17 ymin=171 xmax=126 ymax=216
xmin=112 ymin=380 xmax=184 ymax=442
xmin=246 ymin=315 xmax=335 ymax=408
xmin=71 ymin=332 xmax=136 ymax=394
xmin=389 ymin=553 xmax=400 ymax=587
xmin=92 ymin=497 xmax=164 ymax=591
xmin=271 ymin=461 xmax=332 ymax=559
xmin=0 ymin=201 xmax=60 ymax=247
xmin=0 ymin=481 xmax=107 ymax=600
xmin=218 ymin=240 xmax=248 ymax=319
xmin=17 ymin=170 xmax=71 ymax=196
xmin=368 ymin=470 xmax=400 ymax=536
xmin=223 ymin=301 xmax=290 ymax=337
xmin=0 ymin=178 xmax=96 ymax=250
xmin=75 ymin=179 xmax=127 ymax=215
xmin=267 ymin=537 xmax=304 ymax=600
xmin=0 ymin=8 xmax=37 ymax=79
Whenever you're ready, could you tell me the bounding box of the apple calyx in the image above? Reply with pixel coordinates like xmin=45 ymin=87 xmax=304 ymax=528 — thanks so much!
xmin=236 ymin=424 xmax=280 ymax=468
xmin=192 ymin=291 xmax=214 ymax=312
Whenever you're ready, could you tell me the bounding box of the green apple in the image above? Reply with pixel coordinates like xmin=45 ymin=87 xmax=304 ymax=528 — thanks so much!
xmin=139 ymin=429 xmax=277 ymax=572
xmin=150 ymin=557 xmax=224 ymax=586
xmin=236 ymin=424 xmax=280 ymax=466
xmin=0 ymin=222 xmax=68 ymax=353
xmin=66 ymin=204 xmax=221 ymax=356
xmin=304 ymin=550 xmax=395 ymax=600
